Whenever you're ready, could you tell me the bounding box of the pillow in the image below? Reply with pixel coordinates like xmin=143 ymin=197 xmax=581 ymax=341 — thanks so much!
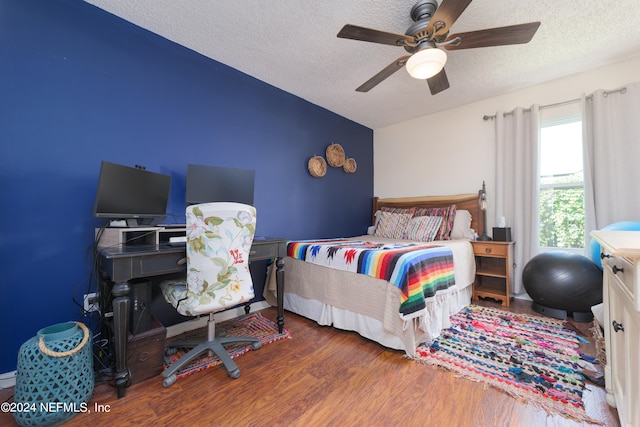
xmin=450 ymin=209 xmax=474 ymax=240
xmin=404 ymin=216 xmax=443 ymax=242
xmin=374 ymin=211 xmax=411 ymax=239
xmin=380 ymin=206 xmax=415 ymax=216
xmin=371 ymin=207 xmax=415 ymax=235
xmin=412 ymin=204 xmax=457 ymax=240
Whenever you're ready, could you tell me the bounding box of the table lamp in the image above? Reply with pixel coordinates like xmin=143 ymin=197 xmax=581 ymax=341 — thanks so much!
xmin=477 ymin=181 xmax=492 ymax=241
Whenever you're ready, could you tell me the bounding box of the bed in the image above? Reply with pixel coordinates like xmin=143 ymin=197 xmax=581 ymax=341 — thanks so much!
xmin=264 ymin=192 xmax=484 ymax=357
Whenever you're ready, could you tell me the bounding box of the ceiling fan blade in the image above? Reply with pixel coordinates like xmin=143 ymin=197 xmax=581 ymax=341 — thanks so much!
xmin=427 ymin=69 xmax=450 ymax=95
xmin=356 ymin=56 xmax=410 ymax=92
xmin=444 ymin=22 xmax=541 ymax=50
xmin=337 ymin=24 xmax=415 ymax=47
xmin=426 ymin=0 xmax=473 ymax=38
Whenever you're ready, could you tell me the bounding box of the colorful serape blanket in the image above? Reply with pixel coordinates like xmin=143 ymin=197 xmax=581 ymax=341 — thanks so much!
xmin=287 ymin=239 xmax=455 ymax=320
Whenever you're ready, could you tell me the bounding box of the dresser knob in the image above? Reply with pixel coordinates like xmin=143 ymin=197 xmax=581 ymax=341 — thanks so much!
xmin=484 ymin=248 xmax=491 ymax=254
xmin=612 ymin=320 xmax=625 ymax=332
xmin=600 ymin=253 xmax=611 ymax=260
xmin=612 ymin=265 xmax=624 ymax=274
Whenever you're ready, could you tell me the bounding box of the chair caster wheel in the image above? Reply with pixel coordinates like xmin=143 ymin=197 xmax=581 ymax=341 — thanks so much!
xmin=165 ymin=347 xmax=178 ymax=356
xmin=251 ymin=341 xmax=263 ymax=350
xmin=228 ymin=368 xmax=241 ymax=379
xmin=162 ymin=374 xmax=176 ymax=387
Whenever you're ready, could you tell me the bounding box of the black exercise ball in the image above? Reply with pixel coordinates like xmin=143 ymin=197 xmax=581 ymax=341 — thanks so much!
xmin=522 ymin=251 xmax=603 ymax=317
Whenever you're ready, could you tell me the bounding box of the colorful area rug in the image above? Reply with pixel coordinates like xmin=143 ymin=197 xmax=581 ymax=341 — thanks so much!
xmin=414 ymin=305 xmax=601 ymax=425
xmin=164 ymin=312 xmax=291 ymax=379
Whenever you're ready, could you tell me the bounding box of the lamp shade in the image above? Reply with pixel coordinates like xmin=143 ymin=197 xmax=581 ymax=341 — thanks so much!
xmin=406 ymin=48 xmax=447 ymax=79
xmin=479 ymin=180 xmax=488 ymax=210
xmin=479 ymin=194 xmax=487 ymax=211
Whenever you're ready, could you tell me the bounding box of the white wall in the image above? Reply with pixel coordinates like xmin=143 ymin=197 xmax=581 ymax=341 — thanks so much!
xmin=374 ymin=55 xmax=640 ymax=229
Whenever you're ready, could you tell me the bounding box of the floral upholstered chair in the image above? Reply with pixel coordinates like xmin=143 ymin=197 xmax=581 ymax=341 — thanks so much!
xmin=160 ymin=202 xmax=261 ymax=387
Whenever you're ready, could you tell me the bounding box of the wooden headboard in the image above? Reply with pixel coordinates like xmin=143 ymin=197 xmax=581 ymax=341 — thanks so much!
xmin=372 ymin=191 xmax=484 ymax=237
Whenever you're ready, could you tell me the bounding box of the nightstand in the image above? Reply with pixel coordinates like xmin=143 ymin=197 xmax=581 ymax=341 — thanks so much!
xmin=471 ymin=240 xmax=515 ymax=307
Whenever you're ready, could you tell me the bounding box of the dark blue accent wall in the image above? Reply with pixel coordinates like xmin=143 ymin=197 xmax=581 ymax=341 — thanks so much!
xmin=0 ymin=0 xmax=373 ymax=373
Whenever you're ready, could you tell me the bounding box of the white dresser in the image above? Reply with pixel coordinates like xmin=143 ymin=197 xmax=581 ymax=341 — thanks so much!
xmin=590 ymin=230 xmax=640 ymax=427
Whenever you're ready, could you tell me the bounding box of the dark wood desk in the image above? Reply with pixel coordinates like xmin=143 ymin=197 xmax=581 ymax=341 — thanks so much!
xmin=97 ymin=237 xmax=287 ymax=398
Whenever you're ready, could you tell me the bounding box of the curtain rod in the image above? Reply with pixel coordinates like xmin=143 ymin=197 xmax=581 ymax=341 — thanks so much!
xmin=482 ymin=86 xmax=628 ymax=121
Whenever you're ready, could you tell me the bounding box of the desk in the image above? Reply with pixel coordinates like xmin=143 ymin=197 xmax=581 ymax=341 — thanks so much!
xmin=97 ymin=237 xmax=287 ymax=398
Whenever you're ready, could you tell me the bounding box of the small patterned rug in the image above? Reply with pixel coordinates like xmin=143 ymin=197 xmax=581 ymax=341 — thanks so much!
xmin=413 ymin=305 xmax=602 ymax=425
xmin=164 ymin=312 xmax=291 ymax=379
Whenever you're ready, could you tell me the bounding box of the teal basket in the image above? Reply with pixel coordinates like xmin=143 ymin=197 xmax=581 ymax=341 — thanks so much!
xmin=13 ymin=322 xmax=94 ymax=427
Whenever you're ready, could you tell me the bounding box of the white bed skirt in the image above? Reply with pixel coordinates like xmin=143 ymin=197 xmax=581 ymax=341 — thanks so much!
xmin=282 ymin=284 xmax=472 ymax=355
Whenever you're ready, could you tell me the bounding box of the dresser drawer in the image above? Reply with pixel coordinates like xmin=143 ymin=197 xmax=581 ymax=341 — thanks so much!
xmin=605 ymin=255 xmax=636 ymax=304
xmin=472 ymin=242 xmax=509 ymax=257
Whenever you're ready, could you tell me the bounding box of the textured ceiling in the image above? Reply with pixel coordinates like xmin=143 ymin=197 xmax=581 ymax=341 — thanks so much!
xmin=84 ymin=0 xmax=640 ymax=129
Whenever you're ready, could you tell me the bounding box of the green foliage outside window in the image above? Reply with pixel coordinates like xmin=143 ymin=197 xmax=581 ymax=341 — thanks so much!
xmin=539 ymin=173 xmax=584 ymax=248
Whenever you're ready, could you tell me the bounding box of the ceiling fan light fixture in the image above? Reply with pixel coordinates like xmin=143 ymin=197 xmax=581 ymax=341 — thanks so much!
xmin=406 ymin=48 xmax=447 ymax=79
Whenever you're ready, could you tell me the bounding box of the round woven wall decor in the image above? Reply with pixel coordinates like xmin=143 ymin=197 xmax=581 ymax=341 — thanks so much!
xmin=326 ymin=143 xmax=345 ymax=167
xmin=343 ymin=157 xmax=357 ymax=173
xmin=308 ymin=155 xmax=327 ymax=178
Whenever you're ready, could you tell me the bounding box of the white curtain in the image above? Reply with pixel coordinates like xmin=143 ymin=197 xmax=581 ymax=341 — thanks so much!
xmin=494 ymin=106 xmax=541 ymax=295
xmin=583 ymin=82 xmax=640 ymax=237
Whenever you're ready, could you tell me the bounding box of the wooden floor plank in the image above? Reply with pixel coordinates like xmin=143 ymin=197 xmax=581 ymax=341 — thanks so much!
xmin=0 ymin=299 xmax=619 ymax=426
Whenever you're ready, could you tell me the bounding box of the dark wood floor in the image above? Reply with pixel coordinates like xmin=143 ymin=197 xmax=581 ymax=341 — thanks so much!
xmin=1 ymin=299 xmax=619 ymax=426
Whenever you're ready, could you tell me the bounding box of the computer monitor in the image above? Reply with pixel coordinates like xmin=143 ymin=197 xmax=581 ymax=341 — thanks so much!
xmin=186 ymin=164 xmax=255 ymax=206
xmin=93 ymin=161 xmax=171 ymax=226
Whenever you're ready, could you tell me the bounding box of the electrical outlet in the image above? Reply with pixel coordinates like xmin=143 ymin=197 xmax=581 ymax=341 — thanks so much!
xmin=83 ymin=292 xmax=100 ymax=313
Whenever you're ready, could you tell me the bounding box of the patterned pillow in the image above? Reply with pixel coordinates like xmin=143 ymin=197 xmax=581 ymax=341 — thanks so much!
xmin=380 ymin=206 xmax=415 ymax=216
xmin=404 ymin=216 xmax=443 ymax=242
xmin=412 ymin=204 xmax=457 ymax=240
xmin=374 ymin=211 xmax=412 ymax=239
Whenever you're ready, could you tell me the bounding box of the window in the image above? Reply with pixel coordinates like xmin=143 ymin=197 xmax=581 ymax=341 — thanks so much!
xmin=539 ymin=119 xmax=584 ymax=250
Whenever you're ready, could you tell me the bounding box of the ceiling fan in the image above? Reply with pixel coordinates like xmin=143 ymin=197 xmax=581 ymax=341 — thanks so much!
xmin=337 ymin=0 xmax=540 ymax=95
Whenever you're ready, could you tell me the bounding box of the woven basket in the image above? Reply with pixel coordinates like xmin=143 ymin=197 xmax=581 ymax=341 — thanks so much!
xmin=343 ymin=157 xmax=357 ymax=173
xmin=592 ymin=318 xmax=607 ymax=368
xmin=308 ymin=155 xmax=327 ymax=178
xmin=326 ymin=143 xmax=345 ymax=167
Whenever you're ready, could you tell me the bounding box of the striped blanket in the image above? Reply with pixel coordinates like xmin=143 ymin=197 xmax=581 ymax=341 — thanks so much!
xmin=287 ymin=239 xmax=455 ymax=320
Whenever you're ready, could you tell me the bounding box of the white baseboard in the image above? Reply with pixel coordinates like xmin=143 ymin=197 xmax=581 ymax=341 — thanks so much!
xmin=165 ymin=301 xmax=271 ymax=338
xmin=0 ymin=370 xmax=16 ymax=389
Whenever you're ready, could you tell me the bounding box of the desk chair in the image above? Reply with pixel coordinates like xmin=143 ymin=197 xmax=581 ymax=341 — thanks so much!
xmin=160 ymin=202 xmax=262 ymax=387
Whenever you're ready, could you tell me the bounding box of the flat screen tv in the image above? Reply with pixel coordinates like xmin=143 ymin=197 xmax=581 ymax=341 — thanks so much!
xmin=186 ymin=164 xmax=255 ymax=206
xmin=93 ymin=161 xmax=171 ymax=226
